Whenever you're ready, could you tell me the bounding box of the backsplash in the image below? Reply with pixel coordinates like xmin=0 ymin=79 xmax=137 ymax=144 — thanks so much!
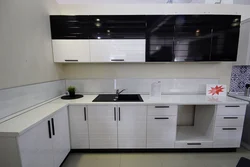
xmin=230 ymin=66 xmax=250 ymax=93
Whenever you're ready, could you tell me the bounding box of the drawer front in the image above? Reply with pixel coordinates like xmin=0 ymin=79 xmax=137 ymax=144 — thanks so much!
xmin=217 ymin=105 xmax=246 ymax=116
xmin=175 ymin=141 xmax=213 ymax=148
xmin=213 ymin=127 xmax=243 ymax=148
xmin=215 ymin=116 xmax=245 ymax=127
xmin=148 ymin=105 xmax=178 ymax=116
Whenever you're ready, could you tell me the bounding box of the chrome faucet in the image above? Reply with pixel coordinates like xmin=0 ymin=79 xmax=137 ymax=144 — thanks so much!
xmin=115 ymin=89 xmax=126 ymax=99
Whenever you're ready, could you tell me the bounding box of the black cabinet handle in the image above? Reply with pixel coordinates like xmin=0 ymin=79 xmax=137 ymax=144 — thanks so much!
xmin=114 ymin=107 xmax=116 ymax=121
xmin=155 ymin=117 xmax=169 ymax=120
xmin=225 ymin=106 xmax=240 ymax=108
xmin=222 ymin=128 xmax=237 ymax=131
xmin=48 ymin=120 xmax=52 ymax=139
xmin=155 ymin=106 xmax=169 ymax=108
xmin=65 ymin=60 xmax=78 ymax=62
xmin=51 ymin=118 xmax=55 ymax=136
xmin=187 ymin=143 xmax=201 ymax=146
xmin=223 ymin=117 xmax=238 ymax=119
xmin=119 ymin=107 xmax=121 ymax=121
xmin=84 ymin=107 xmax=87 ymax=121
xmin=111 ymin=59 xmax=124 ymax=62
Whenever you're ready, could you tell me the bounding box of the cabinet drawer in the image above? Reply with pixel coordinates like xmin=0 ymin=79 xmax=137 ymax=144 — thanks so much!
xmin=147 ymin=138 xmax=175 ymax=148
xmin=175 ymin=141 xmax=213 ymax=148
xmin=148 ymin=105 xmax=178 ymax=116
xmin=213 ymin=127 xmax=243 ymax=148
xmin=216 ymin=105 xmax=246 ymax=116
xmin=215 ymin=116 xmax=245 ymax=127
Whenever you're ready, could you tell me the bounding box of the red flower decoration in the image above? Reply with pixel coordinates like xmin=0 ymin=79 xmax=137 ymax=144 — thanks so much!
xmin=209 ymin=85 xmax=224 ymax=95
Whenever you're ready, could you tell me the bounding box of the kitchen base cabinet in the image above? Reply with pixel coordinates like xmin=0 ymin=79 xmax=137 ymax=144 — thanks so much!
xmin=88 ymin=106 xmax=118 ymax=149
xmin=69 ymin=105 xmax=89 ymax=149
xmin=0 ymin=107 xmax=70 ymax=167
xmin=118 ymin=106 xmax=147 ymax=148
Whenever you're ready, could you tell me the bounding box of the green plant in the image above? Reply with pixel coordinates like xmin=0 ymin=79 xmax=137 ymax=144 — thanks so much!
xmin=68 ymin=86 xmax=76 ymax=94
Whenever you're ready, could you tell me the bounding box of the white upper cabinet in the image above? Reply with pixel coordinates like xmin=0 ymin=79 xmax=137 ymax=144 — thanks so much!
xmin=118 ymin=106 xmax=147 ymax=148
xmin=69 ymin=105 xmax=89 ymax=149
xmin=90 ymin=40 xmax=146 ymax=62
xmin=52 ymin=40 xmax=90 ymax=63
xmin=235 ymin=18 xmax=250 ymax=65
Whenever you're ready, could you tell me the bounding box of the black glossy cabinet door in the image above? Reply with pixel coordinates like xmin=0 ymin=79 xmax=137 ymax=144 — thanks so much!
xmin=210 ymin=15 xmax=241 ymax=61
xmin=173 ymin=15 xmax=213 ymax=62
xmin=146 ymin=15 xmax=175 ymax=62
xmin=50 ymin=16 xmax=89 ymax=39
xmin=88 ymin=15 xmax=147 ymax=39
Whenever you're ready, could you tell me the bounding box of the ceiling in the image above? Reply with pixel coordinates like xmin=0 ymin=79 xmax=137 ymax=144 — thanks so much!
xmin=56 ymin=0 xmax=250 ymax=5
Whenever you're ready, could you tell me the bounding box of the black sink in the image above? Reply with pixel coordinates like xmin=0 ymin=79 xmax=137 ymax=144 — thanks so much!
xmin=92 ymin=94 xmax=143 ymax=102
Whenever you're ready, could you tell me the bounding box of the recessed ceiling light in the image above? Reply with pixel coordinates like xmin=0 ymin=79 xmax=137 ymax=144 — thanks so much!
xmin=96 ymin=18 xmax=100 ymax=22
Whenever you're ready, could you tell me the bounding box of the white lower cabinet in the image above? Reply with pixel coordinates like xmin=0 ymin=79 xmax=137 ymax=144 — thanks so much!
xmin=17 ymin=106 xmax=70 ymax=167
xmin=147 ymin=116 xmax=177 ymax=148
xmin=118 ymin=106 xmax=147 ymax=148
xmin=88 ymin=105 xmax=118 ymax=149
xmin=69 ymin=105 xmax=89 ymax=149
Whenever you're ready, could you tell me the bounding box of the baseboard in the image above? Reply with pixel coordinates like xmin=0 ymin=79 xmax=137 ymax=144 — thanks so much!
xmin=242 ymin=142 xmax=250 ymax=150
xmin=70 ymin=148 xmax=237 ymax=153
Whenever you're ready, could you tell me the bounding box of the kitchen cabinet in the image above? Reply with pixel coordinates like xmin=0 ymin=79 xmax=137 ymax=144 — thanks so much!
xmin=18 ymin=117 xmax=54 ymax=167
xmin=69 ymin=105 xmax=89 ymax=149
xmin=118 ymin=106 xmax=147 ymax=148
xmin=147 ymin=105 xmax=178 ymax=148
xmin=88 ymin=105 xmax=118 ymax=149
xmin=51 ymin=107 xmax=71 ymax=167
xmin=235 ymin=18 xmax=250 ymax=65
xmin=1 ymin=106 xmax=70 ymax=167
xmin=52 ymin=40 xmax=90 ymax=63
xmin=90 ymin=40 xmax=145 ymax=62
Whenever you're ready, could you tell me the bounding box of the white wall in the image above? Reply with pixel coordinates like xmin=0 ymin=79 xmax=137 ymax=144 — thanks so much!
xmin=0 ymin=0 xmax=63 ymax=89
xmin=58 ymin=4 xmax=250 ymax=88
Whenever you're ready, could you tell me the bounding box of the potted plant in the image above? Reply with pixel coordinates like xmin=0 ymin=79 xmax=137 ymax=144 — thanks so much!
xmin=68 ymin=86 xmax=76 ymax=97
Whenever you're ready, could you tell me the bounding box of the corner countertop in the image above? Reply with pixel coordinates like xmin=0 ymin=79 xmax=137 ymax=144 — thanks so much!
xmin=0 ymin=94 xmax=247 ymax=137
xmin=228 ymin=94 xmax=250 ymax=103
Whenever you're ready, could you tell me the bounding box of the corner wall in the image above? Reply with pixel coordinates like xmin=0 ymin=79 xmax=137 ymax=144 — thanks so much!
xmin=0 ymin=0 xmax=64 ymax=89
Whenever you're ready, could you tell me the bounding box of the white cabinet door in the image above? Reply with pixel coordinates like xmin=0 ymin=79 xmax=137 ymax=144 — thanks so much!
xmin=52 ymin=40 xmax=90 ymax=62
xmin=52 ymin=107 xmax=70 ymax=167
xmin=90 ymin=40 xmax=145 ymax=62
xmin=18 ymin=119 xmax=54 ymax=167
xmin=147 ymin=116 xmax=177 ymax=148
xmin=118 ymin=106 xmax=147 ymax=148
xmin=88 ymin=105 xmax=118 ymax=149
xmin=69 ymin=105 xmax=89 ymax=149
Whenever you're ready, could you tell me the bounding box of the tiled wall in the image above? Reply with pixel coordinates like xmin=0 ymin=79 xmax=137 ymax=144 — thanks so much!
xmin=0 ymin=80 xmax=65 ymax=120
xmin=66 ymin=78 xmax=219 ymax=95
xmin=230 ymin=66 xmax=250 ymax=93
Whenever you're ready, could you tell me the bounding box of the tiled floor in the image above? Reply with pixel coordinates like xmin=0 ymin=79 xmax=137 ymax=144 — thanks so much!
xmin=62 ymin=148 xmax=250 ymax=167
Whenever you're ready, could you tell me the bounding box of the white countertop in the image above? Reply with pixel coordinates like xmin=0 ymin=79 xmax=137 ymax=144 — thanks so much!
xmin=228 ymin=94 xmax=250 ymax=103
xmin=0 ymin=94 xmax=247 ymax=137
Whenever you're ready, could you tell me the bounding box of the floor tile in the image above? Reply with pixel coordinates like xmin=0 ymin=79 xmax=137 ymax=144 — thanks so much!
xmin=120 ymin=153 xmax=162 ymax=167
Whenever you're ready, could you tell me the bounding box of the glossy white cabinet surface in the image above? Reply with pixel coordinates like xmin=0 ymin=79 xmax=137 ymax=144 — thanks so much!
xmin=147 ymin=116 xmax=177 ymax=148
xmin=118 ymin=106 xmax=147 ymax=148
xmin=52 ymin=40 xmax=90 ymax=62
xmin=88 ymin=105 xmax=117 ymax=149
xmin=90 ymin=39 xmax=145 ymax=62
xmin=52 ymin=107 xmax=70 ymax=167
xmin=69 ymin=105 xmax=89 ymax=149
xmin=18 ymin=118 xmax=54 ymax=167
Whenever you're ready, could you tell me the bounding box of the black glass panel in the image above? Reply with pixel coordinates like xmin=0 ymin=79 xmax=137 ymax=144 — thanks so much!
xmin=50 ymin=16 xmax=89 ymax=39
xmin=88 ymin=15 xmax=147 ymax=39
xmin=146 ymin=15 xmax=175 ymax=62
xmin=210 ymin=15 xmax=241 ymax=61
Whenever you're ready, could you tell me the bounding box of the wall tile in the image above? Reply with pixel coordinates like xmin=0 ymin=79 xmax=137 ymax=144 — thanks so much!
xmin=230 ymin=66 xmax=250 ymax=93
xmin=0 ymin=80 xmax=65 ymax=120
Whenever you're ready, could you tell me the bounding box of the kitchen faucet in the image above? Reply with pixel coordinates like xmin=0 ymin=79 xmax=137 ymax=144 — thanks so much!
xmin=115 ymin=89 xmax=126 ymax=99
